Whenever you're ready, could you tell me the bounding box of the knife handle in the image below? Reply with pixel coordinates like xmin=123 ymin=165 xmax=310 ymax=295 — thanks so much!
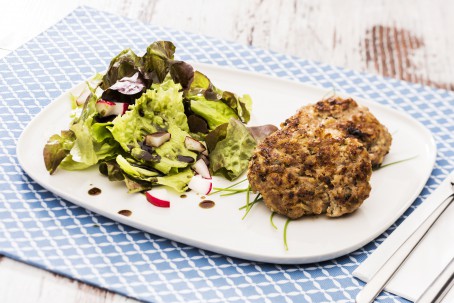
xmin=416 ymin=258 xmax=454 ymax=303
xmin=356 ymin=191 xmax=454 ymax=303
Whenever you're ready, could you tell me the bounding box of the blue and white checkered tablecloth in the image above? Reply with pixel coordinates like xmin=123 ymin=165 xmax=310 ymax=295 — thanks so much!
xmin=0 ymin=6 xmax=453 ymax=303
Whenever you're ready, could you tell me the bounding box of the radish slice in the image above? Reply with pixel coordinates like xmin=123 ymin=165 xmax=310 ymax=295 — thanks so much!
xmin=188 ymin=175 xmax=212 ymax=195
xmin=95 ymin=99 xmax=128 ymax=117
xmin=76 ymin=89 xmax=91 ymax=106
xmin=197 ymin=154 xmax=210 ymax=166
xmin=184 ymin=136 xmax=206 ymax=152
xmin=145 ymin=188 xmax=170 ymax=208
xmin=145 ymin=132 xmax=171 ymax=147
xmin=192 ymin=158 xmax=211 ymax=179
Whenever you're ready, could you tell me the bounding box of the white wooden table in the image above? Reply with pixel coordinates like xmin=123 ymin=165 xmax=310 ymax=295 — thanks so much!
xmin=1 ymin=0 xmax=453 ymax=302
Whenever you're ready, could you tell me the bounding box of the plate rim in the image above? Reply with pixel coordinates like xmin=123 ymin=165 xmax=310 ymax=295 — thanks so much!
xmin=16 ymin=62 xmax=437 ymax=264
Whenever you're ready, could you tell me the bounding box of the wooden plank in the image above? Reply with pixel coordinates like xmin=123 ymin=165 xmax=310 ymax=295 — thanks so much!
xmin=0 ymin=256 xmax=137 ymax=303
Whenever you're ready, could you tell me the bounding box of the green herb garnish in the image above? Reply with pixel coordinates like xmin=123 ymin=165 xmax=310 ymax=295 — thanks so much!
xmin=210 ymin=178 xmax=247 ymax=195
xmin=270 ymin=212 xmax=278 ymax=230
xmin=374 ymin=155 xmax=418 ymax=171
xmin=241 ymin=191 xmax=262 ymax=220
xmin=283 ymin=218 xmax=292 ymax=251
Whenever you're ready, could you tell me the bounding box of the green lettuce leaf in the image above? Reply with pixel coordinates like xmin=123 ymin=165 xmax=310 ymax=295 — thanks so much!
xmin=99 ymin=160 xmax=125 ymax=181
xmin=190 ymin=98 xmax=238 ymax=130
xmin=221 ymin=91 xmax=252 ymax=123
xmin=156 ymin=168 xmax=194 ymax=192
xmin=116 ymin=155 xmax=160 ymax=179
xmin=186 ymin=71 xmax=252 ymax=124
xmin=153 ymin=124 xmax=196 ymax=174
xmin=209 ymin=118 xmax=257 ymax=180
xmin=123 ymin=176 xmax=153 ymax=193
xmin=205 ymin=123 xmax=228 ymax=152
xmin=186 ymin=71 xmax=220 ymax=100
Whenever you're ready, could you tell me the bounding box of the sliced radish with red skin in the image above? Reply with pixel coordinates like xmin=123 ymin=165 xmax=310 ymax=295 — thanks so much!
xmin=188 ymin=175 xmax=212 ymax=195
xmin=95 ymin=99 xmax=128 ymax=117
xmin=197 ymin=154 xmax=210 ymax=167
xmin=184 ymin=136 xmax=206 ymax=153
xmin=145 ymin=189 xmax=170 ymax=208
xmin=145 ymin=132 xmax=171 ymax=147
xmin=192 ymin=158 xmax=211 ymax=179
xmin=110 ymin=72 xmax=145 ymax=95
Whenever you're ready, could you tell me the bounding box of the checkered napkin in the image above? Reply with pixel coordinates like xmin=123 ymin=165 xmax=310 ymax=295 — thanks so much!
xmin=1 ymin=6 xmax=453 ymax=303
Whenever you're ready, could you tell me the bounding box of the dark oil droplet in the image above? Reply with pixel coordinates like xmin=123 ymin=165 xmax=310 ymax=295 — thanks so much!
xmin=199 ymin=200 xmax=215 ymax=209
xmin=180 ymin=194 xmax=187 ymax=198
xmin=88 ymin=187 xmax=101 ymax=195
xmin=118 ymin=210 xmax=132 ymax=217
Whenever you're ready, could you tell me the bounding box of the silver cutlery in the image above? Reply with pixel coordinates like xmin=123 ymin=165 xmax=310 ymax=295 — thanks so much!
xmin=416 ymin=257 xmax=454 ymax=303
xmin=356 ymin=179 xmax=454 ymax=303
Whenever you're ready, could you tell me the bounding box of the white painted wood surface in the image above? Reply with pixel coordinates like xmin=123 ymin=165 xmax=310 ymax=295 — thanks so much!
xmin=1 ymin=0 xmax=453 ymax=302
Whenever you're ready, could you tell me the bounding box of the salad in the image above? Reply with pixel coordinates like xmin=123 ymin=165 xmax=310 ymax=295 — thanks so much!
xmin=43 ymin=41 xmax=269 ymax=199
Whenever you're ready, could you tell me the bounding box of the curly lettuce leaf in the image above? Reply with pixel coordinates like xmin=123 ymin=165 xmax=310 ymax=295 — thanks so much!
xmin=109 ymin=78 xmax=188 ymax=151
xmin=43 ymin=130 xmax=76 ymax=174
xmin=209 ymin=118 xmax=257 ymax=180
xmin=142 ymin=41 xmax=176 ymax=83
xmin=169 ymin=60 xmax=194 ymax=90
xmin=44 ymin=92 xmax=120 ymax=173
xmin=101 ymin=41 xmax=189 ymax=91
xmin=109 ymin=79 xmax=194 ymax=175
xmin=101 ymin=48 xmax=143 ymax=90
xmin=149 ymin=78 xmax=189 ymax=131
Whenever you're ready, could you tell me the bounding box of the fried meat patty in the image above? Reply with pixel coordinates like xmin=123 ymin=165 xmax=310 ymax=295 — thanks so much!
xmin=282 ymin=97 xmax=392 ymax=167
xmin=248 ymin=126 xmax=372 ymax=219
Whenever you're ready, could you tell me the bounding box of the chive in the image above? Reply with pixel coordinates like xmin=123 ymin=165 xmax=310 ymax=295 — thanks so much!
xmin=241 ymin=191 xmax=262 ymax=220
xmin=246 ymin=185 xmax=251 ymax=209
xmin=210 ymin=178 xmax=247 ymax=195
xmin=270 ymin=212 xmax=278 ymax=230
xmin=220 ymin=189 xmax=250 ymax=196
xmin=240 ymin=185 xmax=251 ymax=219
xmin=213 ymin=187 xmax=248 ymax=192
xmin=239 ymin=193 xmax=262 ymax=210
xmin=238 ymin=199 xmax=262 ymax=210
xmin=283 ymin=218 xmax=292 ymax=251
xmin=375 ymin=155 xmax=418 ymax=171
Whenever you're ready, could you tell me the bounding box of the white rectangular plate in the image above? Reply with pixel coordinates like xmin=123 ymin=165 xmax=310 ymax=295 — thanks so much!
xmin=17 ymin=63 xmax=436 ymax=264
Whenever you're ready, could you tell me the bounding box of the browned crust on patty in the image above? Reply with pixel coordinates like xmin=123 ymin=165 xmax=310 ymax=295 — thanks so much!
xmin=282 ymin=97 xmax=392 ymax=167
xmin=248 ymin=126 xmax=372 ymax=219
